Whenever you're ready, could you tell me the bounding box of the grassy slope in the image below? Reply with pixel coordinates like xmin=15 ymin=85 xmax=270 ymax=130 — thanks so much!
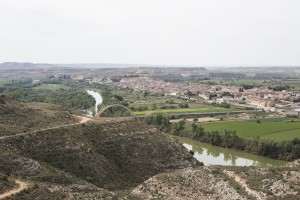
xmin=201 ymin=118 xmax=300 ymax=141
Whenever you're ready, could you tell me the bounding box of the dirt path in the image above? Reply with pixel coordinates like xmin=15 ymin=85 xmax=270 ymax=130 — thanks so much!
xmin=222 ymin=169 xmax=266 ymax=200
xmin=78 ymin=116 xmax=91 ymax=123
xmin=0 ymin=180 xmax=28 ymax=199
xmin=0 ymin=116 xmax=92 ymax=198
xmin=0 ymin=116 xmax=93 ymax=140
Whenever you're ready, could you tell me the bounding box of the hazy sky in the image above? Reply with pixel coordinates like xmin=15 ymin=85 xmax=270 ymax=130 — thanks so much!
xmin=0 ymin=0 xmax=299 ymax=66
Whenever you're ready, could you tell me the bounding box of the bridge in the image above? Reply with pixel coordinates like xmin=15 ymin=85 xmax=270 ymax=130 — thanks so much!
xmin=95 ymin=104 xmax=135 ymax=117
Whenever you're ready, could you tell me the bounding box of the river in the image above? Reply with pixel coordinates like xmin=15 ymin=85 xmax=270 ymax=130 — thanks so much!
xmin=86 ymin=90 xmax=103 ymax=113
xmin=172 ymin=136 xmax=287 ymax=167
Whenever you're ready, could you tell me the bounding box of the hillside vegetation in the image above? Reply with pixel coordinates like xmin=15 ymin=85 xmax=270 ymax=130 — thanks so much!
xmin=0 ymin=95 xmax=77 ymax=137
xmin=0 ymin=173 xmax=15 ymax=194
xmin=0 ymin=115 xmax=198 ymax=199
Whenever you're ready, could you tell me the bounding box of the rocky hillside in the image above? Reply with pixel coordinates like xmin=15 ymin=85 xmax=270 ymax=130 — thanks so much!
xmin=0 ymin=173 xmax=15 ymax=195
xmin=0 ymin=120 xmax=198 ymax=199
xmin=130 ymin=165 xmax=300 ymax=200
xmin=0 ymin=95 xmax=77 ymax=137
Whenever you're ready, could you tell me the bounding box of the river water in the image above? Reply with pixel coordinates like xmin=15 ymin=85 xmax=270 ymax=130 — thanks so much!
xmin=173 ymin=136 xmax=287 ymax=167
xmin=86 ymin=90 xmax=103 ymax=113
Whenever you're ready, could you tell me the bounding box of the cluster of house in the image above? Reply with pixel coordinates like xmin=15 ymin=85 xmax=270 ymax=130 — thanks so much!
xmin=114 ymin=77 xmax=300 ymax=117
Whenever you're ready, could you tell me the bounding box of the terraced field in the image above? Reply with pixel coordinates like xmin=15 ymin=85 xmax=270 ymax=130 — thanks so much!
xmin=201 ymin=118 xmax=300 ymax=141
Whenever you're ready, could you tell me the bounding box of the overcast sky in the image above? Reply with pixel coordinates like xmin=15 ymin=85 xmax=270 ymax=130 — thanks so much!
xmin=0 ymin=0 xmax=299 ymax=66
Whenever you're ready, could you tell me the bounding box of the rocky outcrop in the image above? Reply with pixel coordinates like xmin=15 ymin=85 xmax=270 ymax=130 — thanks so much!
xmin=0 ymin=153 xmax=41 ymax=176
xmin=130 ymin=165 xmax=300 ymax=200
xmin=130 ymin=167 xmax=247 ymax=200
xmin=286 ymin=159 xmax=300 ymax=167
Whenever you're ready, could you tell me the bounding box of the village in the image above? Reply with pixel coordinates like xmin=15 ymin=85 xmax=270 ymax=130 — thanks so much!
xmin=110 ymin=76 xmax=300 ymax=117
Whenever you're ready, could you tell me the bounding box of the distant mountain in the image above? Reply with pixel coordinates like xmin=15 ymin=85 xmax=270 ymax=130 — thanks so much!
xmin=57 ymin=63 xmax=207 ymax=69
xmin=0 ymin=62 xmax=56 ymax=69
xmin=0 ymin=62 xmax=207 ymax=69
xmin=57 ymin=63 xmax=143 ymax=68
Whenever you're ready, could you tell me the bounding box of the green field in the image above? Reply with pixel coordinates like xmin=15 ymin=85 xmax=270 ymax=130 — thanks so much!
xmin=278 ymin=79 xmax=300 ymax=90
xmin=134 ymin=107 xmax=236 ymax=116
xmin=33 ymin=84 xmax=71 ymax=90
xmin=201 ymin=118 xmax=300 ymax=141
xmin=0 ymin=77 xmax=9 ymax=86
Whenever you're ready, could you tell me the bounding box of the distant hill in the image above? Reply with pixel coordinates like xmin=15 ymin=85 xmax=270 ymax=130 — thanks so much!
xmin=0 ymin=62 xmax=55 ymax=69
xmin=0 ymin=62 xmax=207 ymax=69
xmin=58 ymin=63 xmax=208 ymax=69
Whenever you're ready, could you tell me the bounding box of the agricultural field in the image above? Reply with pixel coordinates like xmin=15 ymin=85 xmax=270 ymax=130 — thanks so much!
xmin=134 ymin=106 xmax=237 ymax=116
xmin=262 ymin=129 xmax=300 ymax=141
xmin=201 ymin=118 xmax=300 ymax=141
xmin=276 ymin=79 xmax=300 ymax=90
xmin=33 ymin=84 xmax=71 ymax=90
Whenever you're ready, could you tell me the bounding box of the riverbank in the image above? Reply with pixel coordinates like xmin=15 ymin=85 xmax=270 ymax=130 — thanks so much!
xmin=171 ymin=135 xmax=287 ymax=167
xmin=173 ymin=130 xmax=300 ymax=162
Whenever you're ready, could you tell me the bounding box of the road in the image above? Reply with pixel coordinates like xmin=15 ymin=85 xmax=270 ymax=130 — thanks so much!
xmin=0 ymin=180 xmax=28 ymax=199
